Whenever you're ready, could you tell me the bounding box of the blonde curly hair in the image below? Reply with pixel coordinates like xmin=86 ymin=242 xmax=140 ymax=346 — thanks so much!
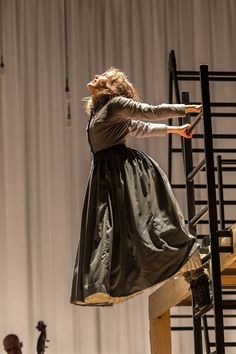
xmin=84 ymin=67 xmax=139 ymax=115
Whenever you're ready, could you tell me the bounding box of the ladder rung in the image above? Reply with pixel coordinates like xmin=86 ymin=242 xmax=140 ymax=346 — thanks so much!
xmin=221 ymin=159 xmax=236 ymax=164
xmin=209 ymin=314 xmax=236 ymax=318
xmin=177 ymin=70 xmax=199 ymax=76
xmin=171 ymin=326 xmax=193 ymax=331
xmin=189 ymin=206 xmax=208 ymax=226
xmin=195 ymin=200 xmax=236 ymax=205
xmin=185 ymin=220 xmax=236 ymax=225
xmin=177 ymin=77 xmax=236 ymax=82
xmin=210 ymin=342 xmax=236 ymax=347
xmin=219 ymin=246 xmax=234 ymax=253
xmin=194 ymin=134 xmax=236 ymax=139
xmin=187 ymin=112 xmax=203 ymax=133
xmin=208 ymin=71 xmax=236 ymax=76
xmin=219 ymin=167 xmax=236 ymax=172
xmin=222 ymin=290 xmax=236 ymax=295
xmin=211 ymin=102 xmax=236 ymax=107
xmin=171 ymin=325 xmax=236 ymax=331
xmin=172 ymin=184 xmax=206 ymax=189
xmin=177 ymin=76 xmax=200 ymax=81
xmin=200 ymin=167 xmax=236 ymax=172
xmin=171 ymin=314 xmax=236 ymax=319
xmin=172 ymin=184 xmax=236 ymax=189
xmin=209 ymin=77 xmax=236 ymax=81
xmin=222 ymin=300 xmax=236 ymax=309
xmin=212 ymin=112 xmax=236 ymax=117
xmin=177 ymin=71 xmax=236 ymax=77
xmin=217 ymin=230 xmax=233 ymax=238
xmin=172 ymin=148 xmax=236 ymax=153
xmin=186 ymin=158 xmax=205 ymax=181
xmin=201 ymin=253 xmax=211 ymax=264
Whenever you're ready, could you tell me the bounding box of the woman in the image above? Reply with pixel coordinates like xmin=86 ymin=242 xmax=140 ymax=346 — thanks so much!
xmin=70 ymin=68 xmax=211 ymax=314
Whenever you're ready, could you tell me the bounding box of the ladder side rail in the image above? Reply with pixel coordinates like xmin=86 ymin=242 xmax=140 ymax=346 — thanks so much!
xmin=181 ymin=90 xmax=203 ymax=354
xmin=168 ymin=50 xmax=182 ymax=183
xmin=168 ymin=50 xmax=180 ymax=182
xmin=182 ymin=90 xmax=198 ymax=235
xmin=217 ymin=155 xmax=226 ymax=230
xmin=168 ymin=52 xmax=174 ymax=182
xmin=200 ymin=64 xmax=225 ymax=354
xmin=169 ymin=50 xmax=181 ymax=103
xmin=202 ymin=316 xmax=211 ymax=354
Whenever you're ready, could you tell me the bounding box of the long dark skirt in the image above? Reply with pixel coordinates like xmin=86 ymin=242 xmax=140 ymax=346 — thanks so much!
xmin=70 ymin=144 xmax=197 ymax=306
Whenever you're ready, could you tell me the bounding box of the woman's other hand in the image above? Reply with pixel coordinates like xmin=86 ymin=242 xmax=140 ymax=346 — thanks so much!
xmin=178 ymin=124 xmax=194 ymax=138
xmin=167 ymin=124 xmax=193 ymax=139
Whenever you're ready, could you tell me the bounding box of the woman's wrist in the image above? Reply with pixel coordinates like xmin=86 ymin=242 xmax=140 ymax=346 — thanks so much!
xmin=167 ymin=126 xmax=179 ymax=134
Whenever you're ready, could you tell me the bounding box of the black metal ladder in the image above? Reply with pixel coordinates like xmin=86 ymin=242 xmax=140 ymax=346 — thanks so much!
xmin=168 ymin=50 xmax=236 ymax=354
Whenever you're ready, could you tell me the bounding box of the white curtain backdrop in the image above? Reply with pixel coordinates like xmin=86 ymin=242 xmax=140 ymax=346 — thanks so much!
xmin=1 ymin=1 xmax=236 ymax=353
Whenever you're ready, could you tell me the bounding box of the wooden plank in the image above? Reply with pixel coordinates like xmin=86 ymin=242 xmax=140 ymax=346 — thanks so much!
xmin=150 ymin=311 xmax=171 ymax=354
xmin=222 ymin=275 xmax=236 ymax=286
xmin=149 ymin=224 xmax=236 ymax=319
xmin=227 ymin=262 xmax=236 ymax=269
xmin=149 ymin=277 xmax=190 ymax=320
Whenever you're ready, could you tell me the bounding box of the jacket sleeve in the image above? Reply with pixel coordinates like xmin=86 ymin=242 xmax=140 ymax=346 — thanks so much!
xmin=107 ymin=96 xmax=186 ymax=121
xmin=129 ymin=119 xmax=168 ymax=137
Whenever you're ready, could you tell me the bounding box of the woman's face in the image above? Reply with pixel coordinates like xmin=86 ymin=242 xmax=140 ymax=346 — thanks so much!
xmin=87 ymin=72 xmax=110 ymax=94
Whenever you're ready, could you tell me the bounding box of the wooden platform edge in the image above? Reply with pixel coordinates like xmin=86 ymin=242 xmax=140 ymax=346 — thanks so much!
xmin=149 ymin=223 xmax=236 ymax=320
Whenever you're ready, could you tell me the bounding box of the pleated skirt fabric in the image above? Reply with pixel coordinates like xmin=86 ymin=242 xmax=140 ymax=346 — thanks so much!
xmin=70 ymin=144 xmax=198 ymax=306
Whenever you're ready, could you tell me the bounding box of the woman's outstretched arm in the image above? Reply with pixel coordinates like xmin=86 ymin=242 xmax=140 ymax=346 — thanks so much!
xmin=108 ymin=96 xmax=202 ymax=121
xmin=129 ymin=120 xmax=194 ymax=139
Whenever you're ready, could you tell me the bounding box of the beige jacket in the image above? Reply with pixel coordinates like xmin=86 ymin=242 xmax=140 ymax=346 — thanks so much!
xmin=87 ymin=96 xmax=186 ymax=153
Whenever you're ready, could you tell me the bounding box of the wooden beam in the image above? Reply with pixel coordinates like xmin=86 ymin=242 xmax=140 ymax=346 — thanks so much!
xmin=150 ymin=224 xmax=236 ymax=318
xmin=149 ymin=277 xmax=190 ymax=320
xmin=150 ymin=311 xmax=171 ymax=354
